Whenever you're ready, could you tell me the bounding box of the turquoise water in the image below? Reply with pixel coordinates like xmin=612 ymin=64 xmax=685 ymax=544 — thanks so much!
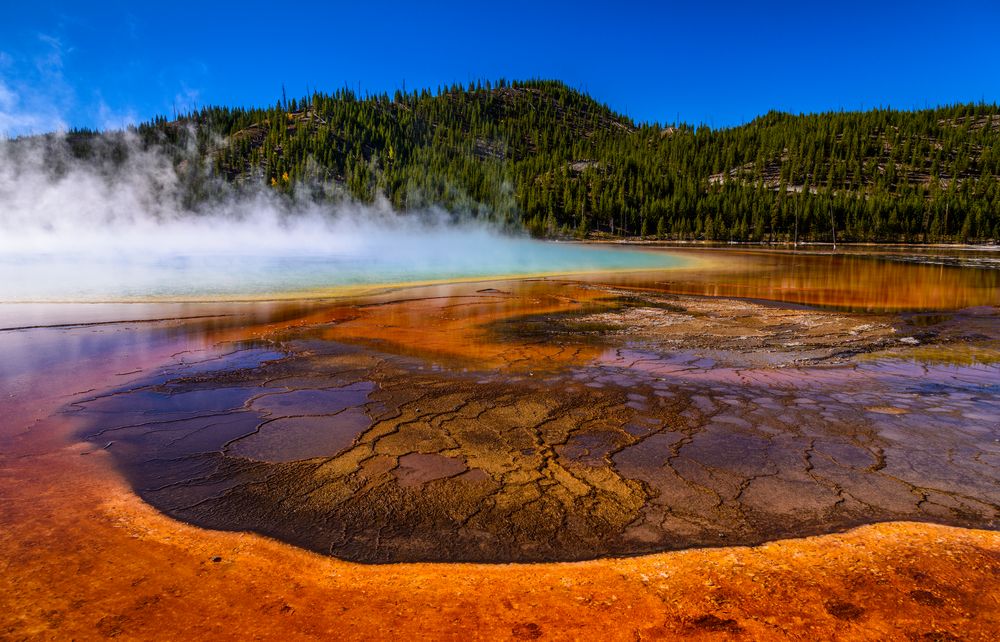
xmin=0 ymin=237 xmax=686 ymax=302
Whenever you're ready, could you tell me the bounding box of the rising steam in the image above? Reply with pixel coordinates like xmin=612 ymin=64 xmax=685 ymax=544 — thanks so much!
xmin=0 ymin=131 xmax=489 ymax=256
xmin=0 ymin=133 xmax=674 ymax=302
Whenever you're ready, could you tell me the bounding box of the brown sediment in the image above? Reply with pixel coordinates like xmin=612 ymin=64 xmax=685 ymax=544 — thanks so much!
xmin=3 ymin=249 xmax=1000 ymax=638
xmin=312 ymin=280 xmax=615 ymax=368
xmin=2 ymin=424 xmax=999 ymax=640
xmin=66 ymin=280 xmax=1000 ymax=564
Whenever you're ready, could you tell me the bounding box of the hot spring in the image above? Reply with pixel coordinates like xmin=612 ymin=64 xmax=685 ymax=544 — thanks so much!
xmin=0 ymin=230 xmax=686 ymax=302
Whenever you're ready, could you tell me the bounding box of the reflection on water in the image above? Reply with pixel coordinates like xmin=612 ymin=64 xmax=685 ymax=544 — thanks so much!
xmin=594 ymin=248 xmax=999 ymax=312
xmin=1 ymin=246 xmax=994 ymax=312
xmin=2 ymin=247 xmax=996 ymax=407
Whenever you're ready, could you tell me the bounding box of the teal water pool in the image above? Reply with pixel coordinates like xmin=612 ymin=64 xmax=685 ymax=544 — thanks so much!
xmin=0 ymin=234 xmax=688 ymax=302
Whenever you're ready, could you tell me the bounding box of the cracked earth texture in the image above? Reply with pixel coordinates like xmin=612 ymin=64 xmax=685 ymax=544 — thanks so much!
xmin=69 ymin=276 xmax=1000 ymax=563
xmin=4 ymin=247 xmax=1000 ymax=640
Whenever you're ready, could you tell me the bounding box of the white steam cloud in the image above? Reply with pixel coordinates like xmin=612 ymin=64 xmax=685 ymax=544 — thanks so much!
xmin=0 ymin=133 xmax=672 ymax=302
xmin=0 ymin=131 xmax=452 ymax=256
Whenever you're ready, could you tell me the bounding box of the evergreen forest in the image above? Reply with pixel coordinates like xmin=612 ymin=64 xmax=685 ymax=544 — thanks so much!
xmin=21 ymin=79 xmax=1000 ymax=243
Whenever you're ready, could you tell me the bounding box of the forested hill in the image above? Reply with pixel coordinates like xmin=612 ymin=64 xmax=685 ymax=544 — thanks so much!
xmin=29 ymin=80 xmax=1000 ymax=242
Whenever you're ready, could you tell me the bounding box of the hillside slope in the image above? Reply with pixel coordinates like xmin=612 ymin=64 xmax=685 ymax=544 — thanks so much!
xmin=17 ymin=80 xmax=1000 ymax=242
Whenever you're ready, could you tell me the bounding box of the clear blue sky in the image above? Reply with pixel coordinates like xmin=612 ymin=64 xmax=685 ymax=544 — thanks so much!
xmin=1 ymin=1 xmax=998 ymax=136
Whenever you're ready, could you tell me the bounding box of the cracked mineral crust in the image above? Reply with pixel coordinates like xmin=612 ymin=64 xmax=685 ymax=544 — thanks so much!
xmin=72 ymin=283 xmax=1000 ymax=563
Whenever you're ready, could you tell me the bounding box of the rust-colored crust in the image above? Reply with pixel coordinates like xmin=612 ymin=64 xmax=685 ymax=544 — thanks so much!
xmin=3 ymin=432 xmax=998 ymax=640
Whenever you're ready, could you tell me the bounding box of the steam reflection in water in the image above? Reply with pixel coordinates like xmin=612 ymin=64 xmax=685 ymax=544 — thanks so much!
xmin=0 ymin=240 xmax=685 ymax=302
